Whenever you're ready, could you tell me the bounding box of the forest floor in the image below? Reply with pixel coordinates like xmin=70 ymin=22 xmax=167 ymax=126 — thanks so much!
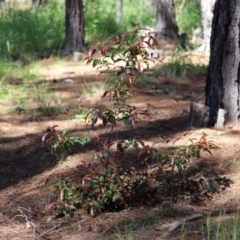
xmin=1 ymin=52 xmax=240 ymax=240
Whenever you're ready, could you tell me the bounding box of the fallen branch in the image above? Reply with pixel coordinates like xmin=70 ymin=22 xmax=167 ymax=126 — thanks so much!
xmin=53 ymin=219 xmax=85 ymax=233
xmin=167 ymin=213 xmax=204 ymax=235
xmin=31 ymin=222 xmax=62 ymax=240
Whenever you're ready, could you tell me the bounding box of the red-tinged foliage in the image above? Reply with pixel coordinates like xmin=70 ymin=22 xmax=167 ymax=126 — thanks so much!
xmin=88 ymin=48 xmax=96 ymax=58
xmin=138 ymin=146 xmax=152 ymax=163
xmin=100 ymin=44 xmax=109 ymax=56
xmin=130 ymin=21 xmax=140 ymax=27
xmin=43 ymin=24 xmax=232 ymax=218
xmin=41 ymin=125 xmax=61 ymax=144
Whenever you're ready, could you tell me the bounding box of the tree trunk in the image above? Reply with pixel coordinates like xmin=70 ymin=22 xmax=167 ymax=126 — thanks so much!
xmin=32 ymin=0 xmax=49 ymax=9
xmin=0 ymin=0 xmax=7 ymax=10
xmin=63 ymin=0 xmax=85 ymax=55
xmin=155 ymin=0 xmax=178 ymax=41
xmin=116 ymin=0 xmax=123 ymax=24
xmin=198 ymin=0 xmax=215 ymax=52
xmin=205 ymin=0 xmax=240 ymax=125
xmin=144 ymin=0 xmax=155 ymax=9
xmin=32 ymin=0 xmax=42 ymax=9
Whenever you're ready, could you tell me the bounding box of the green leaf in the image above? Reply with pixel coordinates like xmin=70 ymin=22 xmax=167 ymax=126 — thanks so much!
xmin=93 ymin=59 xmax=101 ymax=68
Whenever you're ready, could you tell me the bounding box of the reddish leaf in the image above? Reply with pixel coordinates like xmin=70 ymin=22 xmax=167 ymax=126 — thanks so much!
xmin=44 ymin=173 xmax=56 ymax=186
xmin=88 ymin=48 xmax=96 ymax=58
xmin=187 ymin=138 xmax=194 ymax=144
xmin=52 ymin=186 xmax=61 ymax=201
xmin=102 ymin=90 xmax=111 ymax=98
xmin=128 ymin=76 xmax=135 ymax=87
xmin=107 ymin=115 xmax=116 ymax=126
xmin=41 ymin=132 xmax=50 ymax=144
xmin=130 ymin=22 xmax=140 ymax=27
xmin=101 ymin=186 xmax=107 ymax=194
xmin=87 ymin=58 xmax=93 ymax=65
xmin=147 ymin=31 xmax=157 ymax=36
xmin=129 ymin=115 xmax=135 ymax=128
xmin=117 ymin=142 xmax=124 ymax=154
xmin=203 ymin=148 xmax=212 ymax=155
xmin=149 ymin=36 xmax=158 ymax=47
xmin=138 ymin=147 xmax=150 ymax=163
xmin=137 ymin=62 xmax=144 ymax=74
xmin=54 ymin=132 xmax=62 ymax=142
xmin=61 ymin=201 xmax=70 ymax=212
xmin=139 ymin=36 xmax=146 ymax=45
xmin=102 ymin=117 xmax=108 ymax=127
xmin=142 ymin=57 xmax=155 ymax=63
xmin=171 ymin=157 xmax=176 ymax=171
xmin=120 ymin=76 xmax=125 ymax=85
xmin=173 ymin=138 xmax=181 ymax=145
xmin=101 ymin=44 xmax=109 ymax=56
xmin=112 ymin=35 xmax=120 ymax=44
xmin=121 ymin=31 xmax=129 ymax=39
xmin=45 ymin=201 xmax=57 ymax=213
xmin=137 ymin=139 xmax=145 ymax=147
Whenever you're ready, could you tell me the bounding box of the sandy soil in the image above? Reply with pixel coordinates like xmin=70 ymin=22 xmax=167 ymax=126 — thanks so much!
xmin=1 ymin=54 xmax=240 ymax=240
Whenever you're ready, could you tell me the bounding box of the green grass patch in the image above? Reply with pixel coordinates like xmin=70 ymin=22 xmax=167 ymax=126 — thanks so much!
xmin=84 ymin=0 xmax=155 ymax=43
xmin=175 ymin=0 xmax=202 ymax=35
xmin=154 ymin=52 xmax=208 ymax=79
xmin=0 ymin=0 xmax=64 ymax=60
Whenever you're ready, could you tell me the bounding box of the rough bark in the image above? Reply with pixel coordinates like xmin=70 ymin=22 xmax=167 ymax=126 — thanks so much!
xmin=116 ymin=0 xmax=123 ymax=24
xmin=63 ymin=0 xmax=85 ymax=55
xmin=205 ymin=0 xmax=240 ymax=124
xmin=155 ymin=0 xmax=178 ymax=41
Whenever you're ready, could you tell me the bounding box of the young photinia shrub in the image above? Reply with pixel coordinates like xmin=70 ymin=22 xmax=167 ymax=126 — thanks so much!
xmin=42 ymin=125 xmax=89 ymax=158
xmin=43 ymin=24 xmax=231 ymax=218
xmin=84 ymin=22 xmax=160 ymax=128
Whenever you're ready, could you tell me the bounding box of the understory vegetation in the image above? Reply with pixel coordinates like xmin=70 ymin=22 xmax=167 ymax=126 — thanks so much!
xmin=1 ymin=1 xmax=238 ymax=240
xmin=40 ymin=25 xmax=230 ymax=220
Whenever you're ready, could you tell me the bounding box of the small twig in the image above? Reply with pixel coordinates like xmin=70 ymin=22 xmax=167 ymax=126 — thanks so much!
xmin=17 ymin=207 xmax=39 ymax=238
xmin=38 ymin=222 xmax=62 ymax=237
xmin=0 ymin=212 xmax=11 ymax=224
xmin=53 ymin=219 xmax=85 ymax=233
xmin=10 ymin=214 xmax=25 ymax=223
xmin=167 ymin=213 xmax=204 ymax=234
xmin=18 ymin=206 xmax=37 ymax=219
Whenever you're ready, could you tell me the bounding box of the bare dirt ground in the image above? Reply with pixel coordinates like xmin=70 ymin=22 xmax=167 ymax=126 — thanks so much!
xmin=1 ymin=54 xmax=240 ymax=240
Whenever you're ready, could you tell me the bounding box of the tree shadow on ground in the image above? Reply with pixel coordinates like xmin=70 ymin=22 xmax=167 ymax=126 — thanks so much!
xmin=0 ymin=112 xmax=218 ymax=190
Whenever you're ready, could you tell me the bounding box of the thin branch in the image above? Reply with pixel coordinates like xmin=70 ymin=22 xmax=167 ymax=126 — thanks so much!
xmin=39 ymin=222 xmax=62 ymax=237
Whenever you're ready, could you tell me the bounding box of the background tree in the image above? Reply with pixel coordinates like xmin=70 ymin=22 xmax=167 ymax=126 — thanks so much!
xmin=63 ymin=0 xmax=85 ymax=55
xmin=32 ymin=0 xmax=48 ymax=9
xmin=155 ymin=0 xmax=179 ymax=41
xmin=32 ymin=0 xmax=42 ymax=9
xmin=115 ymin=0 xmax=123 ymax=24
xmin=143 ymin=0 xmax=155 ymax=8
xmin=0 ymin=0 xmax=7 ymax=10
xmin=205 ymin=0 xmax=240 ymax=124
xmin=198 ymin=0 xmax=215 ymax=51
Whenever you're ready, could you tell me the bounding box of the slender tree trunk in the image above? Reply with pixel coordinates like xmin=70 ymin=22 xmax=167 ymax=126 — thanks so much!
xmin=144 ymin=0 xmax=155 ymax=9
xmin=32 ymin=0 xmax=42 ymax=9
xmin=155 ymin=0 xmax=178 ymax=41
xmin=205 ymin=0 xmax=240 ymax=124
xmin=116 ymin=0 xmax=123 ymax=24
xmin=63 ymin=0 xmax=85 ymax=55
xmin=32 ymin=0 xmax=49 ymax=9
xmin=198 ymin=0 xmax=215 ymax=52
xmin=0 ymin=0 xmax=7 ymax=10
